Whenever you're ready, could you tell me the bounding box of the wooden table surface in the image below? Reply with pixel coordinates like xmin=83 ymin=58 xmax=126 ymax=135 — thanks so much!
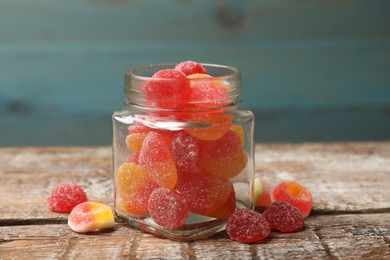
xmin=1 ymin=142 xmax=389 ymax=259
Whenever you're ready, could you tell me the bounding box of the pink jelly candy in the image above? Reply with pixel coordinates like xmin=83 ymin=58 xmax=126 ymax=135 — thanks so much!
xmin=68 ymin=202 xmax=115 ymax=233
xmin=148 ymin=188 xmax=190 ymax=229
xmin=226 ymin=209 xmax=271 ymax=243
xmin=263 ymin=201 xmax=305 ymax=233
xmin=175 ymin=171 xmax=233 ymax=215
xmin=199 ymin=130 xmax=247 ymax=179
xmin=139 ymin=131 xmax=178 ymax=189
xmin=48 ymin=182 xmax=88 ymax=213
xmin=171 ymin=131 xmax=200 ymax=172
xmin=143 ymin=69 xmax=190 ymax=108
xmin=175 ymin=60 xmax=208 ymax=76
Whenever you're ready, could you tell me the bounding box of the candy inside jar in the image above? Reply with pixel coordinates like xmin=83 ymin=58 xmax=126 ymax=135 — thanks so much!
xmin=112 ymin=61 xmax=255 ymax=240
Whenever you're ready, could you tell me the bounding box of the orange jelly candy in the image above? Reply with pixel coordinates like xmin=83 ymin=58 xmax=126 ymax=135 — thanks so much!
xmin=125 ymin=133 xmax=147 ymax=152
xmin=139 ymin=132 xmax=177 ymax=189
xmin=184 ymin=113 xmax=232 ymax=141
xmin=199 ymin=130 xmax=247 ymax=179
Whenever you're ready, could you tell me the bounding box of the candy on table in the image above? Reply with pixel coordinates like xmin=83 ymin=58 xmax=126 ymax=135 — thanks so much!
xmin=48 ymin=182 xmax=88 ymax=213
xmin=175 ymin=171 xmax=233 ymax=215
xmin=143 ymin=69 xmax=190 ymax=108
xmin=174 ymin=60 xmax=208 ymax=76
xmin=230 ymin=124 xmax=245 ymax=147
xmin=148 ymin=188 xmax=190 ymax=229
xmin=139 ymin=131 xmax=178 ymax=189
xmin=184 ymin=113 xmax=233 ymax=141
xmin=171 ymin=131 xmax=200 ymax=172
xmin=68 ymin=202 xmax=115 ymax=233
xmin=271 ymin=181 xmax=312 ymax=218
xmin=117 ymin=162 xmax=154 ymax=215
xmin=198 ymin=130 xmax=247 ymax=179
xmin=252 ymin=178 xmax=273 ymax=208
xmin=263 ymin=201 xmax=305 ymax=233
xmin=205 ymin=189 xmax=236 ymax=219
xmin=226 ymin=208 xmax=271 ymax=243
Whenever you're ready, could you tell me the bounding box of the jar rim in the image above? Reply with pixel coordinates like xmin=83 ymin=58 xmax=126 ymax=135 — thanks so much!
xmin=125 ymin=62 xmax=240 ymax=81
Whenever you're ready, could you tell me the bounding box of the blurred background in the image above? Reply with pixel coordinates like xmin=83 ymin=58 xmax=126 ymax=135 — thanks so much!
xmin=0 ymin=0 xmax=389 ymax=146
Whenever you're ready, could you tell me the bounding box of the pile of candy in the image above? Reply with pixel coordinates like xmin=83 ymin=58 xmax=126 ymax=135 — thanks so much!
xmin=117 ymin=61 xmax=247 ymax=228
xmin=48 ymin=182 xmax=115 ymax=233
xmin=226 ymin=179 xmax=313 ymax=243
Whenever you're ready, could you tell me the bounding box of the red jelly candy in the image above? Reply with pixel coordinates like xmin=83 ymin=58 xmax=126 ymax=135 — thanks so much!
xmin=139 ymin=132 xmax=178 ymax=189
xmin=175 ymin=60 xmax=208 ymax=76
xmin=199 ymin=130 xmax=247 ymax=179
xmin=271 ymin=181 xmax=312 ymax=218
xmin=144 ymin=69 xmax=190 ymax=108
xmin=148 ymin=188 xmax=189 ymax=229
xmin=48 ymin=182 xmax=88 ymax=213
xmin=205 ymin=189 xmax=236 ymax=219
xmin=263 ymin=201 xmax=305 ymax=233
xmin=171 ymin=131 xmax=200 ymax=172
xmin=175 ymin=172 xmax=233 ymax=215
xmin=184 ymin=113 xmax=233 ymax=141
xmin=226 ymin=209 xmax=271 ymax=243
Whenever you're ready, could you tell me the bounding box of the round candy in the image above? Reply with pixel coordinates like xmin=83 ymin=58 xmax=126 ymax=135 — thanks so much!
xmin=263 ymin=201 xmax=305 ymax=233
xmin=48 ymin=182 xmax=88 ymax=213
xmin=68 ymin=202 xmax=115 ymax=233
xmin=226 ymin=209 xmax=270 ymax=243
xmin=148 ymin=188 xmax=189 ymax=229
xmin=171 ymin=131 xmax=200 ymax=172
xmin=271 ymin=181 xmax=312 ymax=218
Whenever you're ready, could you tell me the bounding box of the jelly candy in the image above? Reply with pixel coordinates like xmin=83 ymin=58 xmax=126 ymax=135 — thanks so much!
xmin=271 ymin=181 xmax=312 ymax=218
xmin=68 ymin=202 xmax=115 ymax=233
xmin=175 ymin=171 xmax=233 ymax=215
xmin=144 ymin=69 xmax=190 ymax=108
xmin=252 ymin=178 xmax=273 ymax=208
xmin=123 ymin=179 xmax=160 ymax=215
xmin=48 ymin=182 xmax=88 ymax=213
xmin=126 ymin=133 xmax=147 ymax=152
xmin=226 ymin=209 xmax=270 ymax=243
xmin=199 ymin=130 xmax=247 ymax=179
xmin=263 ymin=201 xmax=304 ymax=233
xmin=148 ymin=188 xmax=189 ymax=229
xmin=187 ymin=73 xmax=228 ymax=108
xmin=117 ymin=162 xmax=152 ymax=214
xmin=171 ymin=131 xmax=200 ymax=172
xmin=175 ymin=60 xmax=208 ymax=76
xmin=139 ymin=132 xmax=178 ymax=189
xmin=205 ymin=189 xmax=236 ymax=219
xmin=184 ymin=113 xmax=232 ymax=141
xmin=230 ymin=124 xmax=245 ymax=147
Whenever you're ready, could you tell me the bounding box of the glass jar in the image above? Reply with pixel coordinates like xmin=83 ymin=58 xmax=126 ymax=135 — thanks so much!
xmin=112 ymin=62 xmax=254 ymax=241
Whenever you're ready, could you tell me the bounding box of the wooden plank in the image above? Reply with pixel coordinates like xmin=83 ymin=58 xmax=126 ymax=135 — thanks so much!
xmin=0 ymin=143 xmax=389 ymax=222
xmin=0 ymin=214 xmax=389 ymax=259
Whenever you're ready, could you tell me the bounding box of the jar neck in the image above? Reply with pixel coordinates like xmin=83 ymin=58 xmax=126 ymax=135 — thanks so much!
xmin=124 ymin=63 xmax=243 ymax=112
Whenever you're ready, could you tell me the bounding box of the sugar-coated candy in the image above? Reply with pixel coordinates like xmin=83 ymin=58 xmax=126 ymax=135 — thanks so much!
xmin=226 ymin=209 xmax=270 ymax=243
xmin=148 ymin=188 xmax=189 ymax=229
xmin=124 ymin=179 xmax=160 ymax=215
xmin=175 ymin=171 xmax=233 ymax=215
xmin=263 ymin=201 xmax=304 ymax=233
xmin=171 ymin=131 xmax=200 ymax=172
xmin=117 ymin=162 xmax=153 ymax=214
xmin=205 ymin=189 xmax=236 ymax=219
xmin=144 ymin=69 xmax=190 ymax=108
xmin=199 ymin=130 xmax=247 ymax=179
xmin=184 ymin=113 xmax=232 ymax=141
xmin=187 ymin=73 xmax=228 ymax=108
xmin=139 ymin=132 xmax=178 ymax=189
xmin=68 ymin=202 xmax=115 ymax=233
xmin=230 ymin=124 xmax=245 ymax=146
xmin=271 ymin=181 xmax=312 ymax=218
xmin=252 ymin=178 xmax=273 ymax=208
xmin=48 ymin=182 xmax=88 ymax=213
xmin=175 ymin=60 xmax=208 ymax=76
xmin=126 ymin=133 xmax=147 ymax=152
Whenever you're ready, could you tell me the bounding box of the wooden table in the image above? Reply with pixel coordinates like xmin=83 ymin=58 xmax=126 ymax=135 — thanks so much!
xmin=1 ymin=142 xmax=389 ymax=259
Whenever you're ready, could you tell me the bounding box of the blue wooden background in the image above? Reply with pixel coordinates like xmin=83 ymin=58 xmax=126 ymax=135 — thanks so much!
xmin=1 ymin=0 xmax=389 ymax=146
